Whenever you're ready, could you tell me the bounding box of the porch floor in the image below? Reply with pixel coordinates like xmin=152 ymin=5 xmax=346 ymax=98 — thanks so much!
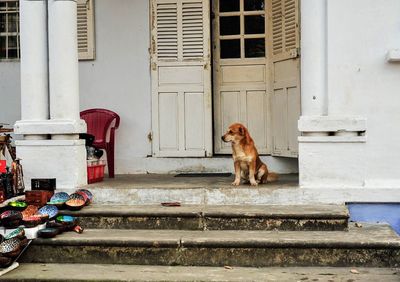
xmin=86 ymin=173 xmax=299 ymax=190
xmin=75 ymin=174 xmax=299 ymax=205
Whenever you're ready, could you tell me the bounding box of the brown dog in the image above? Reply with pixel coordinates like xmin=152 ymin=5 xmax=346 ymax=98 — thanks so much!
xmin=222 ymin=123 xmax=278 ymax=186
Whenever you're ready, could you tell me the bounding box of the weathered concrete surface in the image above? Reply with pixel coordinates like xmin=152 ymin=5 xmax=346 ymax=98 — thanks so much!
xmin=21 ymin=245 xmax=400 ymax=267
xmin=19 ymin=224 xmax=400 ymax=267
xmin=59 ymin=174 xmax=302 ymax=205
xmin=60 ymin=204 xmax=349 ymax=231
xmin=1 ymin=264 xmax=399 ymax=282
xmin=59 ymin=174 xmax=400 ymax=205
xmin=61 ymin=204 xmax=348 ymax=218
xmin=84 ymin=174 xmax=299 ymax=190
xmin=29 ymin=224 xmax=399 ymax=247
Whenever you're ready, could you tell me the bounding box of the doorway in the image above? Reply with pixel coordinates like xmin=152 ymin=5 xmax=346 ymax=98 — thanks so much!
xmin=212 ymin=0 xmax=300 ymax=157
xmin=149 ymin=0 xmax=300 ymax=158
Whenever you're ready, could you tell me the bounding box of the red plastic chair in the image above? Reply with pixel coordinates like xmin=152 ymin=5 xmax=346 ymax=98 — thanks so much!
xmin=80 ymin=108 xmax=120 ymax=178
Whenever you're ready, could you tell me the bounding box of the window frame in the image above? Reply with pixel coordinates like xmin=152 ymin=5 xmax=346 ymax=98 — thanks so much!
xmin=0 ymin=0 xmax=20 ymax=61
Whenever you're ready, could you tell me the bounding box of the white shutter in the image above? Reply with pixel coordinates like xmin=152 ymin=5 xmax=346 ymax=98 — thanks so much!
xmin=182 ymin=1 xmax=204 ymax=59
xmin=271 ymin=0 xmax=299 ymax=61
xmin=155 ymin=2 xmax=178 ymax=60
xmin=77 ymin=0 xmax=95 ymax=60
xmin=270 ymin=0 xmax=300 ymax=157
xmin=151 ymin=0 xmax=212 ymax=157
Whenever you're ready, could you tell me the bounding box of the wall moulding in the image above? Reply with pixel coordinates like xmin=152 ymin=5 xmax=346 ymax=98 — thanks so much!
xmin=298 ymin=116 xmax=367 ymax=140
xmin=14 ymin=119 xmax=86 ymax=135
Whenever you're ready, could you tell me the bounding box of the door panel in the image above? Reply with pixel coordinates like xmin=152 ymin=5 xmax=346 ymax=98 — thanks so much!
xmin=184 ymin=92 xmax=205 ymax=150
xmin=247 ymin=90 xmax=268 ymax=149
xmin=270 ymin=0 xmax=300 ymax=157
xmin=213 ymin=0 xmax=270 ymax=154
xmin=287 ymin=86 xmax=300 ymax=153
xmin=151 ymin=0 xmax=212 ymax=157
xmin=159 ymin=92 xmax=179 ymax=151
xmin=159 ymin=66 xmax=204 ymax=85
xmin=272 ymin=88 xmax=287 ymax=153
xmin=221 ymin=65 xmax=266 ymax=84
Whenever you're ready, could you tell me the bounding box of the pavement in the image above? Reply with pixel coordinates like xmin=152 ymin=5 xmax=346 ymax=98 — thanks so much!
xmin=0 ymin=264 xmax=399 ymax=281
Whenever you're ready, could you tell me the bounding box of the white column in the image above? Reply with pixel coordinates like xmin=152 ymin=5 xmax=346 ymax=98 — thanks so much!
xmin=17 ymin=0 xmax=49 ymax=140
xmin=15 ymin=0 xmax=87 ymax=189
xmin=298 ymin=0 xmax=367 ymax=190
xmin=300 ymin=0 xmax=328 ymax=117
xmin=48 ymin=0 xmax=81 ymax=139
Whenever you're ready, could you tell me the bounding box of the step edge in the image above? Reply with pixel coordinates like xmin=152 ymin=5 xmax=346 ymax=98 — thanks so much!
xmin=60 ymin=211 xmax=349 ymax=219
xmin=31 ymin=239 xmax=400 ymax=249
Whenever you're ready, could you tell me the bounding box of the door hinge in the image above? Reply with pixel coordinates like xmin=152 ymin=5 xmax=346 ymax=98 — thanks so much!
xmin=211 ymin=11 xmax=215 ymax=20
xmin=295 ymin=47 xmax=301 ymax=57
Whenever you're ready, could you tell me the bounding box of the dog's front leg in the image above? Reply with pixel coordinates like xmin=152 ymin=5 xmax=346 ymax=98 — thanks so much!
xmin=232 ymin=161 xmax=241 ymax=186
xmin=249 ymin=160 xmax=258 ymax=186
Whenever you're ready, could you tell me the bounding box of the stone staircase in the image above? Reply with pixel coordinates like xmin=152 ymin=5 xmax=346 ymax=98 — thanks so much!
xmin=2 ymin=204 xmax=400 ymax=281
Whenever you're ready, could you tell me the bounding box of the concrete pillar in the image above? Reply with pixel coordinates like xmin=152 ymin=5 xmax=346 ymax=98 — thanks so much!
xmin=300 ymin=0 xmax=328 ymax=117
xmin=298 ymin=0 xmax=367 ymax=189
xmin=17 ymin=0 xmax=49 ymax=140
xmin=48 ymin=0 xmax=80 ymax=140
xmin=15 ymin=0 xmax=87 ymax=189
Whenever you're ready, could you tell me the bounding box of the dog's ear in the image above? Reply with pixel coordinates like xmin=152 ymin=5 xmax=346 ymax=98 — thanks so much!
xmin=238 ymin=126 xmax=244 ymax=135
xmin=243 ymin=126 xmax=251 ymax=143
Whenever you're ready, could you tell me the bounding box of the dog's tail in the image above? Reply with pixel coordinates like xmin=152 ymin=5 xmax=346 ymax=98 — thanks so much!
xmin=267 ymin=172 xmax=279 ymax=182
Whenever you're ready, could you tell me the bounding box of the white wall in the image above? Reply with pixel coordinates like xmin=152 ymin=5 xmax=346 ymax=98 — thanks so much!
xmin=327 ymin=0 xmax=400 ymax=187
xmin=79 ymin=0 xmax=153 ymax=172
xmin=299 ymin=0 xmax=400 ymax=196
xmin=0 ymin=63 xmax=20 ymax=127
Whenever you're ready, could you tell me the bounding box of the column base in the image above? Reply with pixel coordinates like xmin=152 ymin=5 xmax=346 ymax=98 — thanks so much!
xmin=15 ymin=139 xmax=87 ymax=189
xmin=298 ymin=115 xmax=367 ymax=189
xmin=299 ymin=140 xmax=366 ymax=188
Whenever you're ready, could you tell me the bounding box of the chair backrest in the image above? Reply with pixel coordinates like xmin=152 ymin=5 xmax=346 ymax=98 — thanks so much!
xmin=80 ymin=108 xmax=120 ymax=147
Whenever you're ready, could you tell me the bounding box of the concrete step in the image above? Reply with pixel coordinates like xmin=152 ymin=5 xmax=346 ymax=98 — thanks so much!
xmin=19 ymin=224 xmax=400 ymax=267
xmin=1 ymin=264 xmax=399 ymax=281
xmin=60 ymin=204 xmax=349 ymax=231
xmin=60 ymin=174 xmax=306 ymax=205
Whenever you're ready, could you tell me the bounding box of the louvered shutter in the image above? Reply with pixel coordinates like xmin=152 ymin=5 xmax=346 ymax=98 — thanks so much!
xmin=270 ymin=0 xmax=300 ymax=157
xmin=271 ymin=0 xmax=299 ymax=61
xmin=182 ymin=1 xmax=204 ymax=59
xmin=151 ymin=0 xmax=212 ymax=157
xmin=77 ymin=0 xmax=95 ymax=60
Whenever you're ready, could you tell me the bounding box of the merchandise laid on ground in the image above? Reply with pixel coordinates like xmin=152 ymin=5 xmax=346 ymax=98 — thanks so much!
xmin=0 ymin=189 xmax=93 ymax=276
xmin=0 ymin=202 xmax=397 ymax=281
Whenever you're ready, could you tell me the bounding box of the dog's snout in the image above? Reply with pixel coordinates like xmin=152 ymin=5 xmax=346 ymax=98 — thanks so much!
xmin=221 ymin=136 xmax=225 ymax=141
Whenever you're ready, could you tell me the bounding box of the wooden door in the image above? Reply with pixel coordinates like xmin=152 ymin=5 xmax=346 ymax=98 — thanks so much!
xmin=213 ymin=0 xmax=271 ymax=154
xmin=270 ymin=0 xmax=300 ymax=157
xmin=151 ymin=0 xmax=212 ymax=157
